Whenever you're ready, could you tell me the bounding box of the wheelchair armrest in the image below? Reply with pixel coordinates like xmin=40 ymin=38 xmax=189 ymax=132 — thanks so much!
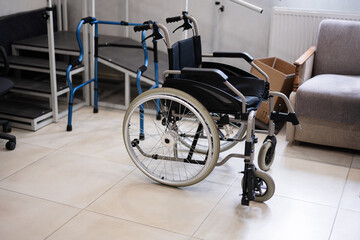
xmin=181 ymin=67 xmax=247 ymax=113
xmin=212 ymin=52 xmax=254 ymax=63
xmin=181 ymin=67 xmax=228 ymax=82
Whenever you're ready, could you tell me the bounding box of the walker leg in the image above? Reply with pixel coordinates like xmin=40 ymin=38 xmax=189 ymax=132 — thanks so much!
xmin=67 ymin=91 xmax=74 ymax=131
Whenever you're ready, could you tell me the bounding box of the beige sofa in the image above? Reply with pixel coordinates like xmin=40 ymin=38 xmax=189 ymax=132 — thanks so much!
xmin=286 ymin=19 xmax=360 ymax=150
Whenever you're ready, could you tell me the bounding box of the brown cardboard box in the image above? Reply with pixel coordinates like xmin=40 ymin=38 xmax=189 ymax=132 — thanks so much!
xmin=250 ymin=57 xmax=295 ymax=124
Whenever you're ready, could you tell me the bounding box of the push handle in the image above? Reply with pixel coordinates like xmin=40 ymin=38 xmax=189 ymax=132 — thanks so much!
xmin=166 ymin=12 xmax=199 ymax=36
xmin=134 ymin=22 xmax=165 ymax=43
xmin=134 ymin=24 xmax=152 ymax=32
xmin=166 ymin=16 xmax=182 ymax=23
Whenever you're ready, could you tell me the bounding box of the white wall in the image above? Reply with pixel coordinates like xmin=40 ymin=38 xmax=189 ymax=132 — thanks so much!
xmin=66 ymin=0 xmax=128 ymax=36
xmin=2 ymin=0 xmax=358 ymax=67
xmin=65 ymin=0 xmax=360 ymax=69
xmin=128 ymin=0 xmax=187 ymax=49
xmin=271 ymin=0 xmax=360 ymax=13
xmin=189 ymin=0 xmax=273 ymax=69
xmin=188 ymin=0 xmax=360 ymax=69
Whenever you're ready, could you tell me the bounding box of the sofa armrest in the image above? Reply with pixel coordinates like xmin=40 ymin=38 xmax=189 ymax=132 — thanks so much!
xmin=293 ymin=46 xmax=316 ymax=91
xmin=286 ymin=91 xmax=297 ymax=142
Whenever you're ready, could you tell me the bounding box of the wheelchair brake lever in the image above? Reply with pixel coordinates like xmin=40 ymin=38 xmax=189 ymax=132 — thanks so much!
xmin=172 ymin=25 xmax=183 ymax=33
xmin=172 ymin=18 xmax=193 ymax=33
xmin=142 ymin=29 xmax=164 ymax=43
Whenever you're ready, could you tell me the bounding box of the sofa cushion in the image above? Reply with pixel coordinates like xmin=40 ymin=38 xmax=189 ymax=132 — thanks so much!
xmin=296 ymin=74 xmax=360 ymax=125
xmin=314 ymin=19 xmax=360 ymax=76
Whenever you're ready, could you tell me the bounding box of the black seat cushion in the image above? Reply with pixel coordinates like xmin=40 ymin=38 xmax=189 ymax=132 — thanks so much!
xmin=0 ymin=77 xmax=14 ymax=96
xmin=163 ymin=74 xmax=266 ymax=114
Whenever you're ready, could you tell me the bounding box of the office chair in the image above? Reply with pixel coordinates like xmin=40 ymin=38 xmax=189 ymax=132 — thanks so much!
xmin=0 ymin=45 xmax=16 ymax=150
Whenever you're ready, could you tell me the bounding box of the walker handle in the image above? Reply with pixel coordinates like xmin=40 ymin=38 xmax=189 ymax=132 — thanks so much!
xmin=134 ymin=24 xmax=152 ymax=32
xmin=166 ymin=16 xmax=182 ymax=23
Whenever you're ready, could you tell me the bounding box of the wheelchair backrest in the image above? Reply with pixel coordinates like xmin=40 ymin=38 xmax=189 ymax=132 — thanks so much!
xmin=168 ymin=36 xmax=202 ymax=70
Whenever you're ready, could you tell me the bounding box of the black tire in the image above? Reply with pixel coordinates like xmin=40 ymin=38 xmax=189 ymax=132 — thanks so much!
xmin=5 ymin=141 xmax=16 ymax=150
xmin=123 ymin=88 xmax=220 ymax=187
xmin=258 ymin=140 xmax=275 ymax=171
xmin=241 ymin=170 xmax=275 ymax=202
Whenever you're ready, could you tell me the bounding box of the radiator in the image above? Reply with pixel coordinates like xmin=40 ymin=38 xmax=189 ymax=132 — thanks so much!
xmin=268 ymin=7 xmax=360 ymax=63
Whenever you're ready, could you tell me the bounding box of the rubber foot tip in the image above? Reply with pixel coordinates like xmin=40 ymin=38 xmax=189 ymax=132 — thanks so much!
xmin=139 ymin=134 xmax=145 ymax=141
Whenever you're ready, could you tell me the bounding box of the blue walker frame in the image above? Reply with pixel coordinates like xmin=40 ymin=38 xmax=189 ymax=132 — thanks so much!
xmin=66 ymin=17 xmax=160 ymax=131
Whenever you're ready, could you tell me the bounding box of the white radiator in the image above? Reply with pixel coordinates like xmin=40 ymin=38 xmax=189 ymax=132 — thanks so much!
xmin=268 ymin=8 xmax=360 ymax=63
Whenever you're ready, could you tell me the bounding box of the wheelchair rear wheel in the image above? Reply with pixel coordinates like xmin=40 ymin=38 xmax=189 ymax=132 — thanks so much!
xmin=123 ymin=88 xmax=220 ymax=187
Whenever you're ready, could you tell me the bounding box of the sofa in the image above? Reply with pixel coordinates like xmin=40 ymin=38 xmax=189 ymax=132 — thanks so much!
xmin=286 ymin=19 xmax=360 ymax=151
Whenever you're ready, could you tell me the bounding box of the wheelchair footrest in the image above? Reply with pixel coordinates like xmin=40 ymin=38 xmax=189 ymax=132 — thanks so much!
xmin=241 ymin=163 xmax=256 ymax=206
xmin=270 ymin=112 xmax=299 ymax=126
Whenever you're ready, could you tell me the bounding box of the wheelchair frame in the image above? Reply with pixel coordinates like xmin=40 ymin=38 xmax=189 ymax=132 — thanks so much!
xmin=124 ymin=13 xmax=300 ymax=206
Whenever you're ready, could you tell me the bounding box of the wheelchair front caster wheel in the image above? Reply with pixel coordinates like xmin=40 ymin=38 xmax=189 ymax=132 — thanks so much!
xmin=258 ymin=140 xmax=275 ymax=171
xmin=242 ymin=170 xmax=275 ymax=203
xmin=5 ymin=141 xmax=16 ymax=150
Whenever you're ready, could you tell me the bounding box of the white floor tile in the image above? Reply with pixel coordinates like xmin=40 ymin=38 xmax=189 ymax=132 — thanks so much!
xmin=339 ymin=168 xmax=360 ymax=212
xmin=14 ymin=122 xmax=89 ymax=149
xmin=0 ymin=189 xmax=79 ymax=240
xmin=273 ymin=131 xmax=353 ymax=167
xmin=205 ymin=145 xmax=245 ymax=186
xmin=330 ymin=209 xmax=360 ymax=240
xmin=351 ymin=154 xmax=360 ymax=169
xmin=267 ymin=155 xmax=348 ymax=206
xmin=0 ymin=150 xmax=134 ymax=208
xmin=88 ymin=170 xmax=229 ymax=236
xmin=59 ymin=127 xmax=133 ymax=166
xmin=0 ymin=142 xmax=53 ymax=180
xmin=232 ymin=154 xmax=349 ymax=207
xmin=195 ymin=187 xmax=337 ymax=240
xmin=47 ymin=210 xmax=190 ymax=240
xmin=1 ymin=107 xmax=359 ymax=240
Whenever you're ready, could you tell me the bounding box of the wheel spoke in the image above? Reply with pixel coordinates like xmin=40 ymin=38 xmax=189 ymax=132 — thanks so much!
xmin=123 ymin=88 xmax=219 ymax=187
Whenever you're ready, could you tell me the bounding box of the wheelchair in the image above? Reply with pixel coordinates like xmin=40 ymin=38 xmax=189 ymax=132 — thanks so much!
xmin=123 ymin=12 xmax=300 ymax=206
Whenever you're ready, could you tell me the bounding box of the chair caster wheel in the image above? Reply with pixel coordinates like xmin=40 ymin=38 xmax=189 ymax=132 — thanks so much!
xmin=6 ymin=141 xmax=16 ymax=150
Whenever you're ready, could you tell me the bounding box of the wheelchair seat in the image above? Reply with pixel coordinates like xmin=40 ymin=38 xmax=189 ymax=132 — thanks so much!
xmin=164 ymin=74 xmax=266 ymax=114
xmin=163 ymin=35 xmax=267 ymax=114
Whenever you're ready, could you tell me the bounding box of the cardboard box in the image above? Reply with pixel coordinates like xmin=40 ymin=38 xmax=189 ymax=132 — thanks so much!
xmin=250 ymin=57 xmax=295 ymax=124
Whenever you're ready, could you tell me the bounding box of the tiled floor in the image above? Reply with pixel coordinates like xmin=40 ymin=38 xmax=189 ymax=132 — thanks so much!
xmin=0 ymin=106 xmax=359 ymax=240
